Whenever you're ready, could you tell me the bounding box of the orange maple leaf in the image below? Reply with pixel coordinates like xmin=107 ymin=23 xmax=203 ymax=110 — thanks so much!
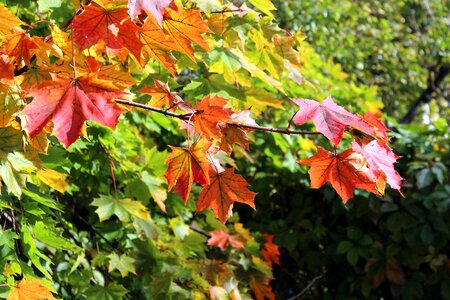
xmin=164 ymin=138 xmax=212 ymax=202
xmin=192 ymin=95 xmax=232 ymax=140
xmin=22 ymin=75 xmax=126 ymax=147
xmin=197 ymin=168 xmax=256 ymax=223
xmin=299 ymin=147 xmax=379 ymax=203
xmin=7 ymin=279 xmax=55 ymax=300
xmin=3 ymin=32 xmax=39 ymax=65
xmin=138 ymin=16 xmax=177 ymax=74
xmin=250 ymin=278 xmax=275 ymax=300
xmin=139 ymin=79 xmax=182 ymax=108
xmin=162 ymin=7 xmax=211 ymax=59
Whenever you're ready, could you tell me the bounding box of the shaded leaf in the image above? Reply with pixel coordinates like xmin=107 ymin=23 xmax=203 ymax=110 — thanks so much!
xmin=91 ymin=195 xmax=150 ymax=222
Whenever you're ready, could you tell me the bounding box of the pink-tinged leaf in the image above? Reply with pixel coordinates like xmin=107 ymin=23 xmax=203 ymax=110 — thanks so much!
xmin=207 ymin=230 xmax=244 ymax=250
xmin=23 ymin=75 xmax=125 ymax=147
xmin=219 ymin=109 xmax=257 ymax=154
xmin=292 ymin=96 xmax=376 ymax=146
xmin=352 ymin=139 xmax=402 ymax=191
xmin=128 ymin=0 xmax=173 ymax=26
xmin=299 ymin=147 xmax=379 ymax=203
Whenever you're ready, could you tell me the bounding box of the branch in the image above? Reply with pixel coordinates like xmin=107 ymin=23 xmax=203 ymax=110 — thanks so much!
xmin=115 ymin=100 xmax=321 ymax=136
xmin=400 ymin=62 xmax=449 ymax=124
xmin=285 ymin=274 xmax=323 ymax=300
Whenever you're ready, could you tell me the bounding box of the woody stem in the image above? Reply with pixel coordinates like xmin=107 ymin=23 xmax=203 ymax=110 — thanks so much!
xmin=115 ymin=99 xmax=321 ymax=136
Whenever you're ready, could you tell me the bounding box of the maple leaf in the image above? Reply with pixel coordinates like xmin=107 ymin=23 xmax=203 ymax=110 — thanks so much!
xmin=0 ymin=54 xmax=15 ymax=86
xmin=139 ymin=79 xmax=182 ymax=108
xmin=138 ymin=16 xmax=177 ymax=74
xmin=192 ymin=95 xmax=233 ymax=140
xmin=197 ymin=168 xmax=256 ymax=224
xmin=261 ymin=234 xmax=280 ymax=267
xmin=164 ymin=138 xmax=212 ymax=202
xmin=128 ymin=0 xmax=173 ymax=26
xmin=362 ymin=112 xmax=390 ymax=141
xmin=250 ymin=278 xmax=275 ymax=300
xmin=7 ymin=279 xmax=55 ymax=300
xmin=292 ymin=96 xmax=377 ymax=146
xmin=3 ymin=32 xmax=39 ymax=65
xmin=22 ymin=75 xmax=126 ymax=147
xmin=299 ymin=147 xmax=379 ymax=203
xmin=352 ymin=139 xmax=402 ymax=191
xmin=69 ymin=4 xmax=143 ymax=59
xmin=162 ymin=7 xmax=211 ymax=59
xmin=91 ymin=195 xmax=150 ymax=222
xmin=208 ymin=230 xmax=244 ymax=249
xmin=220 ymin=109 xmax=257 ymax=154
xmin=0 ymin=5 xmax=24 ymax=36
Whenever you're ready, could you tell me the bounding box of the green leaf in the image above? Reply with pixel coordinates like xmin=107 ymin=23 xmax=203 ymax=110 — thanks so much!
xmin=84 ymin=283 xmax=128 ymax=300
xmin=37 ymin=0 xmax=63 ymax=11
xmin=0 ymin=152 xmax=36 ymax=197
xmin=22 ymin=225 xmax=52 ymax=278
xmin=108 ymin=253 xmax=136 ymax=277
xmin=337 ymin=241 xmax=353 ymax=254
xmin=416 ymin=168 xmax=433 ymax=189
xmin=346 ymin=248 xmax=359 ymax=266
xmin=32 ymin=221 xmax=81 ymax=252
xmin=91 ymin=195 xmax=150 ymax=222
xmin=141 ymin=171 xmax=167 ymax=212
xmin=22 ymin=189 xmax=62 ymax=211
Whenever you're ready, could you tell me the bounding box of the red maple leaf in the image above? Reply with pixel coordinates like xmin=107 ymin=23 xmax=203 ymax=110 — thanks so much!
xmin=164 ymin=138 xmax=212 ymax=202
xmin=362 ymin=112 xmax=390 ymax=141
xmin=352 ymin=139 xmax=402 ymax=191
xmin=197 ymin=168 xmax=256 ymax=223
xmin=69 ymin=4 xmax=143 ymax=59
xmin=193 ymin=95 xmax=233 ymax=140
xmin=22 ymin=75 xmax=125 ymax=147
xmin=299 ymin=147 xmax=379 ymax=203
xmin=292 ymin=96 xmax=377 ymax=145
xmin=261 ymin=234 xmax=280 ymax=267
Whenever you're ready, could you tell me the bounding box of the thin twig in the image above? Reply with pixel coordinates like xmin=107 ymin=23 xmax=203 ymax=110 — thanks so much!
xmin=115 ymin=100 xmax=321 ymax=136
xmin=285 ymin=275 xmax=323 ymax=300
xmin=189 ymin=226 xmax=210 ymax=238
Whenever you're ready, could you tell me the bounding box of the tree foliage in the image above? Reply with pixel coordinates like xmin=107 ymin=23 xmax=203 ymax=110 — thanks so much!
xmin=0 ymin=0 xmax=447 ymax=299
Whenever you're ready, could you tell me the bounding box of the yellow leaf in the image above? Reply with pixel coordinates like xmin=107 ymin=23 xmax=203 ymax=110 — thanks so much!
xmin=247 ymin=0 xmax=276 ymax=18
xmin=0 ymin=5 xmax=25 ymax=37
xmin=36 ymin=168 xmax=70 ymax=193
xmin=7 ymin=279 xmax=55 ymax=300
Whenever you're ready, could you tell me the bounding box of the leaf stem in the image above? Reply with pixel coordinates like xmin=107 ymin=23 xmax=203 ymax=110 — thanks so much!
xmin=115 ymin=100 xmax=321 ymax=136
